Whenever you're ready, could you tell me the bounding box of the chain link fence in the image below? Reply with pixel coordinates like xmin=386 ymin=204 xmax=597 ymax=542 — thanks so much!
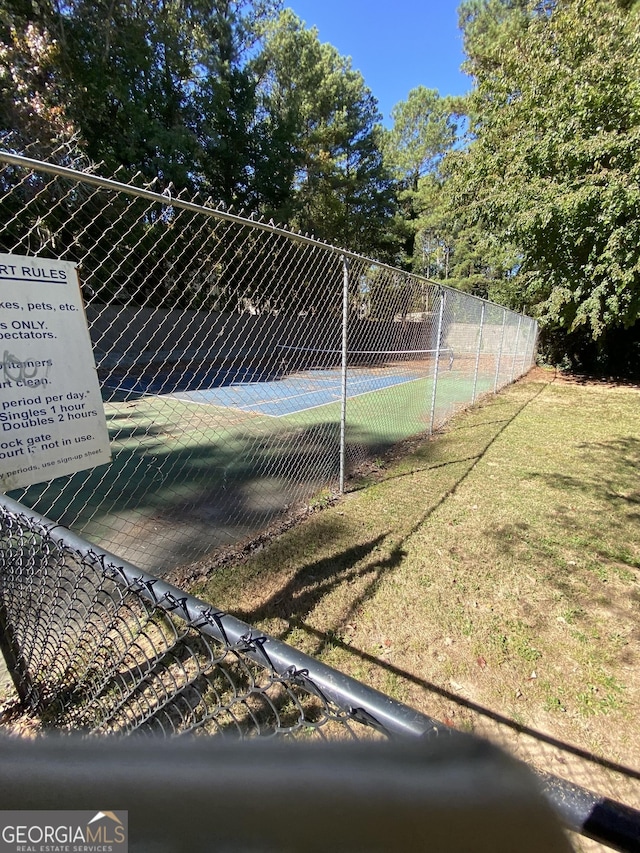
xmin=4 ymin=140 xmax=640 ymax=851
xmin=0 ymin=494 xmax=431 ymax=740
xmin=0 ymin=139 xmax=537 ymax=575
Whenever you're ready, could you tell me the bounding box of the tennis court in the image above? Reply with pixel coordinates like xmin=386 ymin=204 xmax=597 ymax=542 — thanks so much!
xmin=106 ymin=356 xmax=444 ymax=417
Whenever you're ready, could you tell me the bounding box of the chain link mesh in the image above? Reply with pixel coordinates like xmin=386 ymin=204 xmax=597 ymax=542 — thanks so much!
xmin=0 ymin=497 xmax=418 ymax=739
xmin=0 ymin=138 xmax=537 ymax=574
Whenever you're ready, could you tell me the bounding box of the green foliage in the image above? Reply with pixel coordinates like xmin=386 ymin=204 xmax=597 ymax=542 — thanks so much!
xmin=448 ymin=0 xmax=640 ymax=371
xmin=0 ymin=0 xmax=74 ymax=149
xmin=1 ymin=1 xmax=396 ymax=255
xmin=382 ymin=87 xmax=458 ymax=271
xmin=1 ymin=0 xmax=281 ymax=198
xmin=56 ymin=0 xmax=196 ymax=188
xmin=193 ymin=2 xmax=264 ymax=208
xmin=256 ymin=10 xmax=395 ymax=254
xmin=383 ymin=86 xmax=456 ymax=191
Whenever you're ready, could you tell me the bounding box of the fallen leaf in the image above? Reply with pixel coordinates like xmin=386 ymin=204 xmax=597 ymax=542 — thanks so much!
xmin=477 ymin=655 xmax=487 ymax=669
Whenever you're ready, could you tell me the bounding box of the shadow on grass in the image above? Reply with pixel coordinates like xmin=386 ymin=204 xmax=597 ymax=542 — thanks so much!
xmin=284 ymin=616 xmax=640 ymax=784
xmin=234 ymin=533 xmax=405 ymax=626
xmin=224 ymin=374 xmax=640 ymax=799
xmin=349 ymin=380 xmax=552 ymax=492
xmin=529 ymin=435 xmax=640 ymax=514
xmin=487 ymin=433 xmax=640 ymax=634
xmin=238 ymin=377 xmax=552 ymax=652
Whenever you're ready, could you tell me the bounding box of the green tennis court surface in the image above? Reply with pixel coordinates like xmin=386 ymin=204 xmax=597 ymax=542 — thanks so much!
xmin=13 ymin=362 xmax=489 ymax=573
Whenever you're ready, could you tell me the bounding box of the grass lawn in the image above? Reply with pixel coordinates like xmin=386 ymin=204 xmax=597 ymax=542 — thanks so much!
xmin=193 ymin=367 xmax=640 ymax=826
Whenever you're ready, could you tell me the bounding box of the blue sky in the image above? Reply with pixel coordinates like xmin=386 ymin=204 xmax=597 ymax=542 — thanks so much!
xmin=284 ymin=1 xmax=471 ymax=126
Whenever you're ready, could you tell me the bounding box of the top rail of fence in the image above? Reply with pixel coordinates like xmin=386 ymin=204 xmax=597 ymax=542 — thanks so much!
xmin=0 ymin=149 xmax=529 ymax=317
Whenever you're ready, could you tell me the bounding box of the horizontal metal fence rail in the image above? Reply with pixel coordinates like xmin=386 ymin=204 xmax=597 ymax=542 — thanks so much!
xmin=0 ymin=139 xmax=538 ymax=574
xmin=1 ymin=495 xmax=639 ymax=852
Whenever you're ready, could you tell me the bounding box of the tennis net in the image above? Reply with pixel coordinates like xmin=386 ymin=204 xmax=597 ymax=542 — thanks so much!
xmin=276 ymin=344 xmax=454 ymax=374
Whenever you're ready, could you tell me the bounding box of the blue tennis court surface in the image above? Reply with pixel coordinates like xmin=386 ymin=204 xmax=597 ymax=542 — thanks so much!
xmin=108 ymin=365 xmax=426 ymax=417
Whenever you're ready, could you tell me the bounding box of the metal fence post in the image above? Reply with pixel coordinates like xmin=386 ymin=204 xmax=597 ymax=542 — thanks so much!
xmin=429 ymin=288 xmax=445 ymax=435
xmin=472 ymin=302 xmax=485 ymax=404
xmin=519 ymin=320 xmax=532 ymax=377
xmin=339 ymin=256 xmax=349 ymax=494
xmin=494 ymin=308 xmax=507 ymax=393
xmin=510 ymin=315 xmax=523 ymax=383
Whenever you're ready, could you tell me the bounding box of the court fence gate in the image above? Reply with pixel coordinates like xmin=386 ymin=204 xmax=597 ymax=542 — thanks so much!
xmin=0 ymin=139 xmax=538 ymax=574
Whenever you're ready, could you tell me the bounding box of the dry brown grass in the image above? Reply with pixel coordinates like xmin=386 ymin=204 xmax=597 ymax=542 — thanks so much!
xmin=195 ymin=367 xmax=640 ymax=823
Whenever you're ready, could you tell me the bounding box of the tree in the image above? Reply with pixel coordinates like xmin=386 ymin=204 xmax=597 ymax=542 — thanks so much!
xmin=384 ymin=86 xmax=457 ymax=193
xmin=52 ymin=0 xmax=199 ymax=188
xmin=2 ymin=1 xmax=398 ymax=253
xmin=448 ymin=0 xmax=640 ymax=372
xmin=3 ymin=0 xmax=280 ymax=195
xmin=255 ymin=10 xmax=395 ymax=255
xmin=0 ymin=0 xmax=75 ymax=150
xmin=382 ymin=87 xmax=457 ymax=271
xmin=193 ymin=1 xmax=262 ymax=208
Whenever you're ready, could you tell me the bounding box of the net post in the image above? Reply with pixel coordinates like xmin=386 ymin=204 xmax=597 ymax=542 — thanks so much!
xmin=339 ymin=255 xmax=349 ymax=494
xmin=494 ymin=308 xmax=507 ymax=393
xmin=429 ymin=288 xmax=445 ymax=435
xmin=472 ymin=301 xmax=486 ymax=404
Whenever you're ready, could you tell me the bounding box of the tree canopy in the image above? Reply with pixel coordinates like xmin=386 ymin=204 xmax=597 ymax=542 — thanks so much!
xmin=1 ymin=0 xmax=396 ymax=252
xmin=255 ymin=10 xmax=395 ymax=254
xmin=381 ymin=86 xmax=458 ymax=272
xmin=446 ymin=0 xmax=640 ymax=371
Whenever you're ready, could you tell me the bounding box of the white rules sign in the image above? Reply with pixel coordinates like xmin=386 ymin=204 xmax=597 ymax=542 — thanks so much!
xmin=0 ymin=253 xmax=111 ymax=490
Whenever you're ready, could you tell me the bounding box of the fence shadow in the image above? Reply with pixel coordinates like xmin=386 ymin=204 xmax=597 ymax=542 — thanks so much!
xmin=234 ymin=375 xmax=551 ymax=626
xmin=220 ymin=373 xmax=640 ymax=810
